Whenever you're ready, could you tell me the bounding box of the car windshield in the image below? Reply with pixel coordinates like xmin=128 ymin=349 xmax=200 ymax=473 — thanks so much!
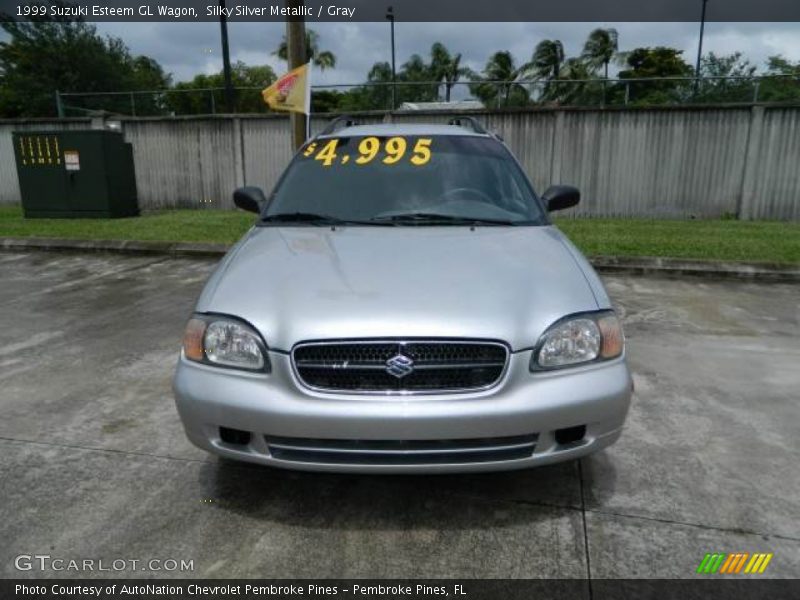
xmin=262 ymin=134 xmax=545 ymax=225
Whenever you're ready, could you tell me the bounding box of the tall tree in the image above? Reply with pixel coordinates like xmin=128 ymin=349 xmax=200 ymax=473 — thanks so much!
xmin=581 ymin=28 xmax=620 ymax=80
xmin=540 ymin=58 xmax=599 ymax=105
xmin=616 ymin=47 xmax=693 ymax=104
xmin=167 ymin=62 xmax=276 ymax=115
xmin=353 ymin=61 xmax=393 ymax=110
xmin=332 ymin=62 xmax=394 ymax=111
xmin=398 ymin=54 xmax=438 ymax=103
xmin=695 ymin=52 xmax=756 ymax=102
xmin=470 ymin=51 xmax=529 ymax=108
xmin=618 ymin=47 xmax=693 ymax=78
xmin=580 ymin=28 xmax=620 ymax=105
xmin=0 ymin=18 xmax=170 ymax=117
xmin=525 ymin=39 xmax=566 ymax=100
xmin=430 ymin=42 xmax=468 ymax=102
xmin=274 ymin=29 xmax=336 ymax=71
xmin=758 ymin=56 xmax=800 ymax=102
xmin=127 ymin=56 xmax=173 ymax=115
xmin=528 ymin=39 xmax=566 ymax=80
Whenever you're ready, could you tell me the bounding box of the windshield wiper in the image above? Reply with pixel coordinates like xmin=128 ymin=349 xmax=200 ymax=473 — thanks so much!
xmin=261 ymin=212 xmax=342 ymax=225
xmin=370 ymin=212 xmax=519 ymax=226
xmin=261 ymin=212 xmax=391 ymax=226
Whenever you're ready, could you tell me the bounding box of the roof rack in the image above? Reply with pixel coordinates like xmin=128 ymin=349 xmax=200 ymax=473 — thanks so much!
xmin=447 ymin=116 xmax=488 ymax=135
xmin=318 ymin=115 xmax=360 ymax=136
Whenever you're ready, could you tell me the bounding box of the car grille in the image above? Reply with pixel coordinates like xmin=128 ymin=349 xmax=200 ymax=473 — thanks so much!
xmin=265 ymin=434 xmax=538 ymax=466
xmin=292 ymin=340 xmax=509 ymax=394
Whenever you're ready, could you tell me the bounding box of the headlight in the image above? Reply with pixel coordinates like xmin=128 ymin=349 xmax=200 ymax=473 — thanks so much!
xmin=182 ymin=314 xmax=269 ymax=372
xmin=532 ymin=311 xmax=623 ymax=370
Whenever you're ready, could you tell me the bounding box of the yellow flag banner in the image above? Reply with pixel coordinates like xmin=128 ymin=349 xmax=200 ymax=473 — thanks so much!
xmin=262 ymin=63 xmax=311 ymax=114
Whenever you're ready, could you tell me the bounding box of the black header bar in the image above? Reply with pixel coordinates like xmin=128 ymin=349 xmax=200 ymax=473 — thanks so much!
xmin=2 ymin=0 xmax=800 ymax=23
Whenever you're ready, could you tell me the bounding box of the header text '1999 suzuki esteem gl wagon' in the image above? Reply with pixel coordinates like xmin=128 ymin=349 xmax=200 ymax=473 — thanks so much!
xmin=174 ymin=117 xmax=632 ymax=473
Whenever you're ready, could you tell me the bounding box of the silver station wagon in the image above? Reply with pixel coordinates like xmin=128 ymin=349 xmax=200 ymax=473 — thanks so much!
xmin=174 ymin=117 xmax=632 ymax=473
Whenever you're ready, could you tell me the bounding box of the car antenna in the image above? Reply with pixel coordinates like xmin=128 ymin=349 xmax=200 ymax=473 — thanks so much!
xmin=318 ymin=115 xmax=360 ymax=137
xmin=447 ymin=116 xmax=488 ymax=134
xmin=448 ymin=116 xmax=503 ymax=141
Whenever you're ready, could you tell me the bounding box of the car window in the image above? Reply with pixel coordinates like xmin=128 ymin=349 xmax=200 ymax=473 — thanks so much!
xmin=263 ymin=135 xmax=545 ymax=224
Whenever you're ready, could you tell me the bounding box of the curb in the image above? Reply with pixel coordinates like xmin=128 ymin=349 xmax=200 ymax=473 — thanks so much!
xmin=2 ymin=236 xmax=798 ymax=282
xmin=589 ymin=255 xmax=800 ymax=282
xmin=0 ymin=237 xmax=229 ymax=258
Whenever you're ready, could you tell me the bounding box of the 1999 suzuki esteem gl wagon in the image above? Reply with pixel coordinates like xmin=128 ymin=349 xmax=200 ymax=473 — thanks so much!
xmin=173 ymin=118 xmax=632 ymax=473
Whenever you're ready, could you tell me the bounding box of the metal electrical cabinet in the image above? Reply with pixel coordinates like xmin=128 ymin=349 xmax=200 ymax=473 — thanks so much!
xmin=13 ymin=130 xmax=139 ymax=218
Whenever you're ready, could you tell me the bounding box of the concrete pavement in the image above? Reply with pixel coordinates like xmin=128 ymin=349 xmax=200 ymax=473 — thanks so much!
xmin=0 ymin=251 xmax=798 ymax=580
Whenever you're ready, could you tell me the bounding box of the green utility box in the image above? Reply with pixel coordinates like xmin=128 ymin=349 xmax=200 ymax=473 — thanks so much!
xmin=13 ymin=130 xmax=138 ymax=218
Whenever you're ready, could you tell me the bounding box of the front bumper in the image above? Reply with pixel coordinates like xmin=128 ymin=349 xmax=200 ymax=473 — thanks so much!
xmin=173 ymin=351 xmax=632 ymax=473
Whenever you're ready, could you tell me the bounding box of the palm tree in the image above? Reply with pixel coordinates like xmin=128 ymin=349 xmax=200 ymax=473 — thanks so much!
xmin=274 ymin=29 xmax=336 ymax=71
xmin=430 ymin=42 xmax=468 ymax=102
xmin=523 ymin=40 xmax=566 ymax=101
xmin=398 ymin=54 xmax=439 ymax=102
xmin=543 ymin=58 xmax=596 ymax=105
xmin=528 ymin=39 xmax=565 ymax=80
xmin=471 ymin=51 xmax=529 ymax=108
xmin=581 ymin=28 xmax=621 ymax=105
xmin=366 ymin=62 xmax=393 ymax=109
xmin=581 ymin=28 xmax=619 ymax=80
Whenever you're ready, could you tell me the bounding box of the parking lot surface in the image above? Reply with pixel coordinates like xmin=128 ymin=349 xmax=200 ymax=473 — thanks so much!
xmin=0 ymin=251 xmax=798 ymax=581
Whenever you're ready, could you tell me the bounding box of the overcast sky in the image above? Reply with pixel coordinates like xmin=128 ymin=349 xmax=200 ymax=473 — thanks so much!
xmin=89 ymin=21 xmax=800 ymax=86
xmin=9 ymin=21 xmax=800 ymax=87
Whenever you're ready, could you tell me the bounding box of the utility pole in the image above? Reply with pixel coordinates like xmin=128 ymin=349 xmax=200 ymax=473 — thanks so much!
xmin=386 ymin=6 xmax=396 ymax=110
xmin=694 ymin=0 xmax=709 ymax=97
xmin=219 ymin=0 xmax=235 ymax=112
xmin=285 ymin=0 xmax=307 ymax=149
xmin=55 ymin=90 xmax=64 ymax=118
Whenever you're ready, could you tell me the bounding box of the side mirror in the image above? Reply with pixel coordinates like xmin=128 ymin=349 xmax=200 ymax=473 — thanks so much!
xmin=233 ymin=186 xmax=267 ymax=214
xmin=542 ymin=185 xmax=580 ymax=212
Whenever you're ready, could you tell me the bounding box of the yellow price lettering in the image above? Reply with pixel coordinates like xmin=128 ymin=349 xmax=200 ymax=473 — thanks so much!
xmin=307 ymin=136 xmax=434 ymax=167
xmin=410 ymin=138 xmax=432 ymax=166
xmin=302 ymin=142 xmax=317 ymax=157
xmin=382 ymin=137 xmax=407 ymax=164
xmin=355 ymin=136 xmax=380 ymax=164
xmin=314 ymin=139 xmax=338 ymax=166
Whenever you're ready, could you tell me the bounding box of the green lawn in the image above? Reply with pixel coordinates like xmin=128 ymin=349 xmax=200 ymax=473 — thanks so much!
xmin=554 ymin=217 xmax=800 ymax=264
xmin=0 ymin=205 xmax=254 ymax=244
xmin=1 ymin=205 xmax=798 ymax=264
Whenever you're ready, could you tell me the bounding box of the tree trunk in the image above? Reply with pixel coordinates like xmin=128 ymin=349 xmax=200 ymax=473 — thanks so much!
xmin=285 ymin=1 xmax=307 ymax=150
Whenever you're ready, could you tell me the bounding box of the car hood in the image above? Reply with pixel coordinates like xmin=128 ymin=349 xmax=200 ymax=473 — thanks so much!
xmin=197 ymin=225 xmax=600 ymax=352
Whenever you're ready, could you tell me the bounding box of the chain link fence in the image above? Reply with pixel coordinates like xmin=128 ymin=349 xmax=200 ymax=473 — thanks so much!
xmin=55 ymin=75 xmax=800 ymax=117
